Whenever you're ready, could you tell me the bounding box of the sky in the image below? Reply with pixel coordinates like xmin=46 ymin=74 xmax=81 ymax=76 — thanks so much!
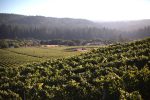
xmin=0 ymin=0 xmax=150 ymax=21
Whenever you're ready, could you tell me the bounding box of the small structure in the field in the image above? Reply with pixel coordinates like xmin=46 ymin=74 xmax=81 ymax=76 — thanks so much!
xmin=73 ymin=48 xmax=87 ymax=52
xmin=42 ymin=45 xmax=59 ymax=47
xmin=9 ymin=46 xmax=15 ymax=48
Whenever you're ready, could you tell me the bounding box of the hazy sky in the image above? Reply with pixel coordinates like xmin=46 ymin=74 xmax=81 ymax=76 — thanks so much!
xmin=0 ymin=0 xmax=150 ymax=21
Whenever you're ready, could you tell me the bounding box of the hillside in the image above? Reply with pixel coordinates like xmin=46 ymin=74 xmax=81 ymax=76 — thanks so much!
xmin=0 ymin=38 xmax=150 ymax=99
xmin=0 ymin=13 xmax=150 ymax=40
xmin=99 ymin=19 xmax=150 ymax=31
xmin=0 ymin=13 xmax=98 ymax=28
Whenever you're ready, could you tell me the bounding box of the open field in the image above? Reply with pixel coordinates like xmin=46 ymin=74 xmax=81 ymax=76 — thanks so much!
xmin=0 ymin=49 xmax=42 ymax=68
xmin=0 ymin=46 xmax=100 ymax=67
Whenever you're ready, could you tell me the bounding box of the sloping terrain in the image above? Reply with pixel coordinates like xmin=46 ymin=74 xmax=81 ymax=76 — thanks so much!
xmin=0 ymin=46 xmax=83 ymax=67
xmin=98 ymin=19 xmax=150 ymax=31
xmin=0 ymin=38 xmax=150 ymax=99
xmin=0 ymin=13 xmax=150 ymax=40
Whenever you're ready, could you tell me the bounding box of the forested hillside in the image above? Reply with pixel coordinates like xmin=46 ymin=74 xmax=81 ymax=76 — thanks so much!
xmin=0 ymin=13 xmax=150 ymax=40
xmin=98 ymin=19 xmax=150 ymax=31
xmin=0 ymin=13 xmax=118 ymax=40
xmin=0 ymin=38 xmax=150 ymax=100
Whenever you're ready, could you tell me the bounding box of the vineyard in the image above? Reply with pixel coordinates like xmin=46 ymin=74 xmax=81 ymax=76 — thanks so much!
xmin=0 ymin=38 xmax=150 ymax=99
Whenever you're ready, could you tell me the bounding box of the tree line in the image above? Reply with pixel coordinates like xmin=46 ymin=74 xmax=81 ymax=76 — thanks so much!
xmin=0 ymin=13 xmax=149 ymax=41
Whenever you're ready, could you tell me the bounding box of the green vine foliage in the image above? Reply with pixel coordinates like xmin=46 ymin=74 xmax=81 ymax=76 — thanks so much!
xmin=0 ymin=38 xmax=150 ymax=100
